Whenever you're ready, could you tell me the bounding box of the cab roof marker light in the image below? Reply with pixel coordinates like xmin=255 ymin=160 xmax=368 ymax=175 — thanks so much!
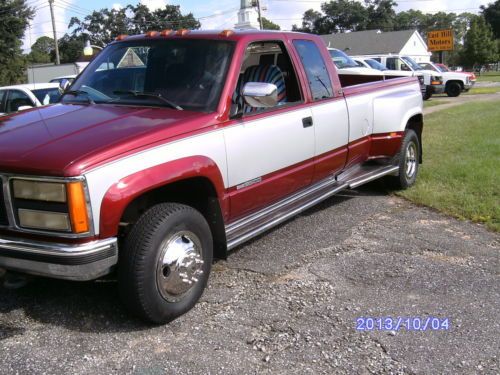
xmin=146 ymin=31 xmax=159 ymax=37
xmin=220 ymin=30 xmax=234 ymax=37
xmin=176 ymin=29 xmax=190 ymax=36
xmin=160 ymin=29 xmax=173 ymax=36
xmin=115 ymin=34 xmax=128 ymax=41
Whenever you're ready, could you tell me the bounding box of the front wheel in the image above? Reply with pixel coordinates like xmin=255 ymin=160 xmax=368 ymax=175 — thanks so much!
xmin=388 ymin=129 xmax=420 ymax=189
xmin=446 ymin=82 xmax=461 ymax=97
xmin=118 ymin=203 xmax=213 ymax=324
xmin=423 ymin=90 xmax=432 ymax=100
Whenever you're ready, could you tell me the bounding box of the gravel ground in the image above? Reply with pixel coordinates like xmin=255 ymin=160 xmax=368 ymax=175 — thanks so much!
xmin=0 ymin=184 xmax=499 ymax=375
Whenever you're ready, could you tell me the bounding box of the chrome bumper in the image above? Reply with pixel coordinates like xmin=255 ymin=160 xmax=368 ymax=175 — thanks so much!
xmin=0 ymin=237 xmax=118 ymax=281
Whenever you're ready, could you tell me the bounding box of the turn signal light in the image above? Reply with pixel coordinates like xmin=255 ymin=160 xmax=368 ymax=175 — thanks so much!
xmin=176 ymin=29 xmax=190 ymax=36
xmin=220 ymin=30 xmax=234 ymax=37
xmin=115 ymin=34 xmax=128 ymax=41
xmin=67 ymin=182 xmax=90 ymax=233
xmin=146 ymin=31 xmax=159 ymax=37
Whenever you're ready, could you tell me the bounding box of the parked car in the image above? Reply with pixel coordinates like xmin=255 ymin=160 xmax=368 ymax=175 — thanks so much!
xmin=436 ymin=64 xmax=476 ymax=82
xmin=0 ymin=30 xmax=424 ymax=324
xmin=353 ymin=57 xmax=426 ymax=96
xmin=418 ymin=62 xmax=474 ymax=97
xmin=328 ymin=48 xmax=384 ymax=76
xmin=359 ymin=54 xmax=444 ymax=100
xmin=0 ymin=83 xmax=62 ymax=116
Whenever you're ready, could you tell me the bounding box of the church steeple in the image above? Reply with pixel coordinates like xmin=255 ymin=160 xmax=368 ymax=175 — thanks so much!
xmin=235 ymin=0 xmax=260 ymax=29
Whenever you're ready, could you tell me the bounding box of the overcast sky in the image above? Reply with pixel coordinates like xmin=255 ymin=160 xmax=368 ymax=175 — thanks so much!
xmin=24 ymin=0 xmax=493 ymax=50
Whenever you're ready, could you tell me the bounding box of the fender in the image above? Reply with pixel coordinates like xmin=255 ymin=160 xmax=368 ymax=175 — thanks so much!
xmin=98 ymin=156 xmax=228 ymax=238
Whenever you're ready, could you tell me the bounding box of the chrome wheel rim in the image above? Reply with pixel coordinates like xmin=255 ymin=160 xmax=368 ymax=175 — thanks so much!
xmin=156 ymin=231 xmax=204 ymax=303
xmin=405 ymin=142 xmax=417 ymax=179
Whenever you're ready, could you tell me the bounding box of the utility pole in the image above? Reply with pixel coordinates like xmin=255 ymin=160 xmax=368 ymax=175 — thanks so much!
xmin=253 ymin=0 xmax=263 ymax=30
xmin=48 ymin=0 xmax=60 ymax=65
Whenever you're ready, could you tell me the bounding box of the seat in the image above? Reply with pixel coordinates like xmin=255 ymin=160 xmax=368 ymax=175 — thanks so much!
xmin=235 ymin=64 xmax=287 ymax=113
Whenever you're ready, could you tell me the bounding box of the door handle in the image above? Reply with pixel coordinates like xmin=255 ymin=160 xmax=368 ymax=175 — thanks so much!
xmin=302 ymin=116 xmax=313 ymax=128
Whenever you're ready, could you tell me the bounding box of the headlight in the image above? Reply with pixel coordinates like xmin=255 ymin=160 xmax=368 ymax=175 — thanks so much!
xmin=11 ymin=179 xmax=90 ymax=234
xmin=13 ymin=180 xmax=66 ymax=202
xmin=431 ymin=76 xmax=442 ymax=85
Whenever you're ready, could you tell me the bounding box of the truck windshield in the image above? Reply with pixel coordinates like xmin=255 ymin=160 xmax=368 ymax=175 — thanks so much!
xmin=329 ymin=49 xmax=359 ymax=69
xmin=64 ymin=39 xmax=234 ymax=112
xmin=365 ymin=59 xmax=388 ymax=71
xmin=401 ymin=56 xmax=422 ymax=71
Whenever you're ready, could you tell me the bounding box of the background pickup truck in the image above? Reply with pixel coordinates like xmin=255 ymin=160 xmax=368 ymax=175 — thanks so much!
xmin=419 ymin=61 xmax=475 ymax=97
xmin=0 ymin=30 xmax=423 ymax=324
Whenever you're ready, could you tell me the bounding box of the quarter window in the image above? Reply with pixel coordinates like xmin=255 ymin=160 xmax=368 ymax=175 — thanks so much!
xmin=293 ymin=40 xmax=333 ymax=101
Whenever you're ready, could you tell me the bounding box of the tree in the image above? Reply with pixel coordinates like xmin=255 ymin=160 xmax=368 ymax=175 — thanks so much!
xmin=0 ymin=0 xmax=34 ymax=85
xmin=394 ymin=9 xmax=428 ymax=32
xmin=320 ymin=0 xmax=369 ymax=33
xmin=28 ymin=36 xmax=54 ymax=64
xmin=365 ymin=0 xmax=397 ymax=31
xmin=260 ymin=17 xmax=280 ymax=30
xmin=57 ymin=34 xmax=86 ymax=64
xmin=461 ymin=16 xmax=498 ymax=68
xmin=292 ymin=9 xmax=323 ymax=33
xmin=69 ymin=4 xmax=200 ymax=46
xmin=481 ymin=0 xmax=500 ymax=39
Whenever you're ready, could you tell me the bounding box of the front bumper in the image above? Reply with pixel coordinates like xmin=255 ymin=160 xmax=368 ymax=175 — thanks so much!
xmin=0 ymin=237 xmax=118 ymax=281
xmin=464 ymin=81 xmax=475 ymax=91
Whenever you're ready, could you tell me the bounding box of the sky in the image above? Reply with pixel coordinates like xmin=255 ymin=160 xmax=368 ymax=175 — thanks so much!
xmin=24 ymin=0 xmax=494 ymax=51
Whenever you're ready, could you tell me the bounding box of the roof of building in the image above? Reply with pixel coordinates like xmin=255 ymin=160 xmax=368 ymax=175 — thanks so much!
xmin=321 ymin=30 xmax=419 ymax=55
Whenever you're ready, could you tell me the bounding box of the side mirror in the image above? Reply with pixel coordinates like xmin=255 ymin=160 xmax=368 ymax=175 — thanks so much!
xmin=17 ymin=105 xmax=33 ymax=112
xmin=59 ymin=78 xmax=71 ymax=92
xmin=242 ymin=82 xmax=279 ymax=108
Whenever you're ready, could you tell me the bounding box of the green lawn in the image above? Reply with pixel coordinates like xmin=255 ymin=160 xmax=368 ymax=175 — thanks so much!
xmin=465 ymin=87 xmax=500 ymax=95
xmin=398 ymin=101 xmax=500 ymax=232
xmin=476 ymin=72 xmax=500 ymax=82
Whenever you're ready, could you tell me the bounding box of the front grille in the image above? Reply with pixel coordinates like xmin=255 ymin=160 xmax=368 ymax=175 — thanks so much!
xmin=0 ymin=187 xmax=8 ymax=226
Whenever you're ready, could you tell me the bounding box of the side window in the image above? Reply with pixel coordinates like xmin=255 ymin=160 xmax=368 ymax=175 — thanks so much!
xmin=293 ymin=40 xmax=333 ymax=101
xmin=0 ymin=90 xmax=6 ymax=113
xmin=386 ymin=58 xmax=397 ymax=70
xmin=233 ymin=40 xmax=303 ymax=115
xmin=372 ymin=58 xmax=381 ymax=63
xmin=5 ymin=90 xmax=34 ymax=113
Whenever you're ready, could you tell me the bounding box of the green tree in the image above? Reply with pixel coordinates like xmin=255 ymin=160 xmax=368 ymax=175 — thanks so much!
xmin=69 ymin=4 xmax=200 ymax=46
xmin=394 ymin=9 xmax=428 ymax=32
xmin=365 ymin=0 xmax=397 ymax=31
xmin=57 ymin=34 xmax=86 ymax=64
xmin=0 ymin=0 xmax=34 ymax=85
xmin=292 ymin=9 xmax=323 ymax=33
xmin=27 ymin=36 xmax=54 ymax=64
xmin=260 ymin=17 xmax=280 ymax=30
xmin=461 ymin=16 xmax=498 ymax=68
xmin=481 ymin=0 xmax=500 ymax=39
xmin=320 ymin=0 xmax=369 ymax=33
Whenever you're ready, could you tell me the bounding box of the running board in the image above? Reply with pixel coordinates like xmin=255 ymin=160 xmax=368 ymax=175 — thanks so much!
xmin=225 ymin=164 xmax=399 ymax=250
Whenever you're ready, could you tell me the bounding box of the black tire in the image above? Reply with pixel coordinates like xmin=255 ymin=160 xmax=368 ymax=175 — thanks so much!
xmin=446 ymin=82 xmax=461 ymax=97
xmin=423 ymin=90 xmax=432 ymax=100
xmin=118 ymin=203 xmax=213 ymax=324
xmin=388 ymin=129 xmax=420 ymax=190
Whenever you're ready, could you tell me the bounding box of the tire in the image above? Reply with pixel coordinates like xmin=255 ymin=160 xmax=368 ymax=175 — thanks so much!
xmin=388 ymin=129 xmax=420 ymax=190
xmin=118 ymin=203 xmax=213 ymax=324
xmin=423 ymin=90 xmax=432 ymax=100
xmin=446 ymin=82 xmax=461 ymax=97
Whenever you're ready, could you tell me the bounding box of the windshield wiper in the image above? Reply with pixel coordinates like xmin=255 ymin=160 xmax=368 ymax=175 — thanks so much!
xmin=61 ymin=90 xmax=95 ymax=105
xmin=112 ymin=90 xmax=183 ymax=111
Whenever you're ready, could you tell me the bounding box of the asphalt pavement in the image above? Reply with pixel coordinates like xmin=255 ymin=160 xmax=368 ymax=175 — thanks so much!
xmin=0 ymin=183 xmax=499 ymax=374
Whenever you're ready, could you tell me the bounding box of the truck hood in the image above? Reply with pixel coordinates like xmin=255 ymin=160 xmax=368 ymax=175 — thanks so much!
xmin=0 ymin=103 xmax=216 ymax=176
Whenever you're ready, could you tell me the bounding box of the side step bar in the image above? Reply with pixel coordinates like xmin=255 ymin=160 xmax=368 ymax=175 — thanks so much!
xmin=225 ymin=164 xmax=399 ymax=250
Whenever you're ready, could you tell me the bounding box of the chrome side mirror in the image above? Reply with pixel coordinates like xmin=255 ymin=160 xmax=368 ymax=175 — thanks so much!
xmin=59 ymin=78 xmax=70 ymax=92
xmin=242 ymin=82 xmax=279 ymax=108
xmin=17 ymin=105 xmax=34 ymax=112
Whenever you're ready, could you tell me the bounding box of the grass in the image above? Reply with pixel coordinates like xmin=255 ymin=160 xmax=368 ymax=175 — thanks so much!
xmin=424 ymin=100 xmax=447 ymax=108
xmin=398 ymin=100 xmax=500 ymax=232
xmin=476 ymin=72 xmax=500 ymax=82
xmin=465 ymin=87 xmax=500 ymax=95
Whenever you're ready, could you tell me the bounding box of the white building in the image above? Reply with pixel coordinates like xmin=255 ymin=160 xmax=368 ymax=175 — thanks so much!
xmin=321 ymin=30 xmax=432 ymax=63
xmin=235 ymin=0 xmax=260 ymax=30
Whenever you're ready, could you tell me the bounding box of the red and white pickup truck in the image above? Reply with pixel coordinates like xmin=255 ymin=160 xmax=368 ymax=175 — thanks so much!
xmin=0 ymin=30 xmax=423 ymax=323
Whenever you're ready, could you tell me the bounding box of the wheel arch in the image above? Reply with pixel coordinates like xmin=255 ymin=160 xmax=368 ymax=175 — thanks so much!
xmin=99 ymin=156 xmax=229 ymax=259
xmin=405 ymin=114 xmax=423 ymax=163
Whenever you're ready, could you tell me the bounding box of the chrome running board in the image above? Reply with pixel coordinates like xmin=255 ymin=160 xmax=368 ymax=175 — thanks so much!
xmin=225 ymin=164 xmax=399 ymax=250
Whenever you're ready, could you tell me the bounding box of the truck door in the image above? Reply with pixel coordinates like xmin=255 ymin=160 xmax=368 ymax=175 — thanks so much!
xmin=292 ymin=39 xmax=349 ymax=183
xmin=224 ymin=40 xmax=315 ymax=219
